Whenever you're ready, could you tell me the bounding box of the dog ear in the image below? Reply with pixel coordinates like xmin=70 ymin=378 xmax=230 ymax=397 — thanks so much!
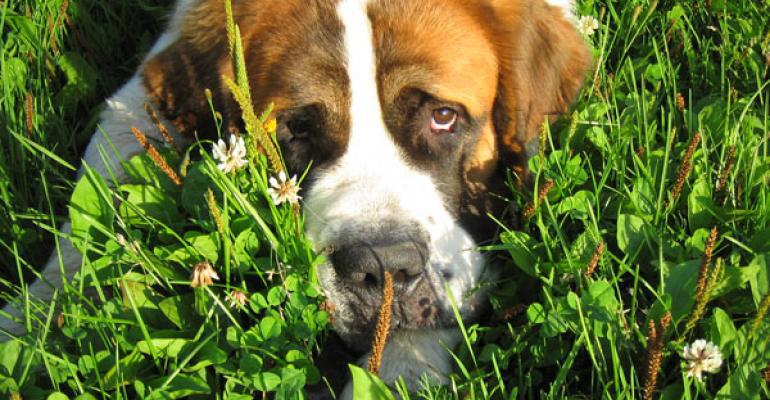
xmin=491 ymin=0 xmax=592 ymax=177
xmin=141 ymin=4 xmax=237 ymax=138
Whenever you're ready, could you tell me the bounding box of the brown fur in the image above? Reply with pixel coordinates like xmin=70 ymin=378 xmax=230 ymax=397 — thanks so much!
xmin=144 ymin=0 xmax=348 ymax=141
xmin=488 ymin=0 xmax=593 ymax=177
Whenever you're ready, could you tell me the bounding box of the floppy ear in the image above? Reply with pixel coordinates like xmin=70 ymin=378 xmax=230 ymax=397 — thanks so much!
xmin=141 ymin=3 xmax=238 ymax=138
xmin=492 ymin=0 xmax=592 ymax=176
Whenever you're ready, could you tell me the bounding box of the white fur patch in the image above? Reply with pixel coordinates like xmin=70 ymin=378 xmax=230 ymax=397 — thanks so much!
xmin=545 ymin=0 xmax=576 ymax=21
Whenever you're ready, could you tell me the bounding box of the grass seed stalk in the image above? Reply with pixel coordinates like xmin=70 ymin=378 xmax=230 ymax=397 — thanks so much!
xmin=130 ymin=126 xmax=182 ymax=186
xmin=368 ymin=271 xmax=394 ymax=375
xmin=642 ymin=313 xmax=671 ymax=400
xmin=668 ymin=132 xmax=701 ymax=207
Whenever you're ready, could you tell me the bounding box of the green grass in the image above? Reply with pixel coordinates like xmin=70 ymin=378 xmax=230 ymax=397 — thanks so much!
xmin=1 ymin=0 xmax=770 ymax=399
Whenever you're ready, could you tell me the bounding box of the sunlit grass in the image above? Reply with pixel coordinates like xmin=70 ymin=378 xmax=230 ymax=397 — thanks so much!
xmin=1 ymin=0 xmax=769 ymax=399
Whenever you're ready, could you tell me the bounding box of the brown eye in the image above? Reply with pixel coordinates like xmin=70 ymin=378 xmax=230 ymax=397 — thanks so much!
xmin=430 ymin=107 xmax=457 ymax=133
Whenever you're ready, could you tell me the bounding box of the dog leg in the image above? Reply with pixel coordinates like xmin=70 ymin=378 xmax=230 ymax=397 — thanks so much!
xmin=0 ymin=73 xmax=185 ymax=340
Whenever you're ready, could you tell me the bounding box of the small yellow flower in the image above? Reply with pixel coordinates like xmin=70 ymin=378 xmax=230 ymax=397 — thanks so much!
xmin=190 ymin=261 xmax=220 ymax=288
xmin=228 ymin=290 xmax=248 ymax=308
xmin=682 ymin=339 xmax=723 ymax=381
xmin=267 ymin=171 xmax=301 ymax=206
xmin=212 ymin=134 xmax=248 ymax=173
xmin=578 ymin=15 xmax=599 ymax=37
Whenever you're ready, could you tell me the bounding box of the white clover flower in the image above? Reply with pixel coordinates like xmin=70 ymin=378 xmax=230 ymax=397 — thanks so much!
xmin=682 ymin=339 xmax=723 ymax=381
xmin=577 ymin=15 xmax=599 ymax=37
xmin=190 ymin=261 xmax=220 ymax=288
xmin=212 ymin=134 xmax=248 ymax=173
xmin=227 ymin=290 xmax=248 ymax=309
xmin=267 ymin=171 xmax=301 ymax=206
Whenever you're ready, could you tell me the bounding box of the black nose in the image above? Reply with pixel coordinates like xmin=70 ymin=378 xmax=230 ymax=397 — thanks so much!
xmin=330 ymin=231 xmax=428 ymax=292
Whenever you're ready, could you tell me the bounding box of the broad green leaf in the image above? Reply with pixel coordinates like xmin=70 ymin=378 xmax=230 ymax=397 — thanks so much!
xmin=527 ymin=303 xmax=546 ymax=324
xmin=555 ymin=190 xmax=594 ymax=219
xmin=102 ymin=350 xmax=147 ymax=390
xmin=267 ymin=287 xmax=286 ymax=306
xmin=0 ymin=341 xmax=20 ymax=375
xmin=233 ymin=228 xmax=260 ymax=262
xmin=124 ymin=153 xmax=181 ymax=192
xmin=55 ymin=52 xmax=97 ymax=112
xmin=136 ymin=338 xmax=188 ymax=358
xmin=276 ymin=367 xmax=306 ymax=400
xmin=148 ymin=375 xmax=210 ymax=398
xmin=660 ymin=259 xmax=759 ymax=321
xmin=0 ymin=376 xmax=18 ymax=394
xmin=586 ymin=126 xmax=610 ymax=153
xmin=748 ymin=254 xmax=770 ymax=306
xmin=252 ymin=371 xmax=281 ymax=392
xmin=629 ymin=176 xmax=656 ymax=216
xmin=158 ymin=295 xmax=197 ymax=330
xmin=716 ymin=365 xmax=762 ymax=400
xmin=350 ymin=365 xmax=395 ymax=400
xmin=185 ymin=341 xmax=228 ymax=371
xmin=119 ymin=184 xmax=182 ymax=228
xmin=709 ymin=307 xmax=737 ymax=355
xmin=687 ymin=176 xmax=714 ymax=230
xmin=239 ymin=353 xmax=264 ymax=375
xmin=164 ymin=232 xmax=219 ymax=265
xmin=259 ymin=316 xmax=282 ymax=339
xmin=69 ymin=168 xmax=115 ymax=251
xmin=616 ymin=213 xmax=646 ymax=255
xmin=749 ymin=227 xmax=770 ymax=253
xmin=182 ymin=163 xmax=217 ymax=221
xmin=499 ymin=231 xmax=540 ymax=277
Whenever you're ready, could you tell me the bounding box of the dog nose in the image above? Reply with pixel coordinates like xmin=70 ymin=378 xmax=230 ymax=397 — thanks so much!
xmin=331 ymin=236 xmax=428 ymax=291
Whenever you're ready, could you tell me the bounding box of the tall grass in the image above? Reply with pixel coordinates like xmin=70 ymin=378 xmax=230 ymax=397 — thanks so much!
xmin=1 ymin=0 xmax=769 ymax=399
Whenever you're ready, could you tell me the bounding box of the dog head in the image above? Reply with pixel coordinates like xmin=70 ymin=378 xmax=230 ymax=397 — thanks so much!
xmin=142 ymin=0 xmax=590 ymax=352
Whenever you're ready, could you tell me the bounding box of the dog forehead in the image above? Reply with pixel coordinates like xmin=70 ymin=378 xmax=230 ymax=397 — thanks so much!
xmin=368 ymin=0 xmax=499 ymax=117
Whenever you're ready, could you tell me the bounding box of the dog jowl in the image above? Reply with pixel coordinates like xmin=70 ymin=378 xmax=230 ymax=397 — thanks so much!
xmin=1 ymin=0 xmax=591 ymax=394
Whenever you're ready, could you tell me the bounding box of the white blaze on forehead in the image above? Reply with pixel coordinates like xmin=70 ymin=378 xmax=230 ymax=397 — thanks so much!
xmin=337 ymin=0 xmax=381 ymax=131
xmin=334 ymin=0 xmax=400 ymax=171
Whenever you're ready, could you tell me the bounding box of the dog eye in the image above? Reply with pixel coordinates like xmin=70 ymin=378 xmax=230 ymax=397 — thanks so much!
xmin=286 ymin=115 xmax=315 ymax=140
xmin=430 ymin=107 xmax=457 ymax=133
xmin=283 ymin=105 xmax=323 ymax=141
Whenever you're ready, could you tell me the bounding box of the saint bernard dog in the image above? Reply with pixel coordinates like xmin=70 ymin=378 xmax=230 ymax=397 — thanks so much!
xmin=1 ymin=0 xmax=591 ymax=395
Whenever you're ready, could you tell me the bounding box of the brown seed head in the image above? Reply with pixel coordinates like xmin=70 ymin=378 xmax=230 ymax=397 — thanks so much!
xmin=676 ymin=92 xmax=686 ymax=111
xmin=522 ymin=180 xmax=555 ymax=219
xmin=715 ymin=146 xmax=736 ymax=194
xmin=130 ymin=126 xmax=182 ymax=185
xmin=696 ymin=227 xmax=718 ymax=301
xmin=144 ymin=103 xmax=176 ymax=149
xmin=585 ymin=241 xmax=605 ymax=277
xmin=751 ymin=291 xmax=770 ymax=337
xmin=367 ymin=272 xmax=394 ymax=375
xmin=24 ymin=92 xmax=34 ymax=135
xmin=642 ymin=313 xmax=670 ymax=400
xmin=668 ymin=132 xmax=701 ymax=207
